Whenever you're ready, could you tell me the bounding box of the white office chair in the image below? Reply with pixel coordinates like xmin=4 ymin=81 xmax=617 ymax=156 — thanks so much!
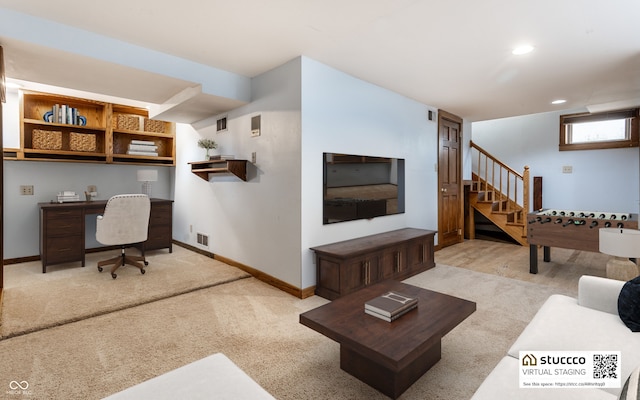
xmin=96 ymin=194 xmax=151 ymax=279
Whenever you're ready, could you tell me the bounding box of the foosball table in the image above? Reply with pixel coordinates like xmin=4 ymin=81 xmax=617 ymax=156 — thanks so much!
xmin=527 ymin=208 xmax=638 ymax=273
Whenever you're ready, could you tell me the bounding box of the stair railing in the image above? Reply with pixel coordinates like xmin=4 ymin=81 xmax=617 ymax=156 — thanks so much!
xmin=470 ymin=141 xmax=530 ymax=224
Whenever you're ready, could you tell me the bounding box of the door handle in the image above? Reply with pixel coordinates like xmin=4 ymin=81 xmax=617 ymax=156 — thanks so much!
xmin=441 ymin=188 xmax=447 ymax=192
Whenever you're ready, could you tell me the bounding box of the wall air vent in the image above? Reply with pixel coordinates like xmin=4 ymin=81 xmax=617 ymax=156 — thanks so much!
xmin=216 ymin=116 xmax=227 ymax=132
xmin=197 ymin=233 xmax=209 ymax=247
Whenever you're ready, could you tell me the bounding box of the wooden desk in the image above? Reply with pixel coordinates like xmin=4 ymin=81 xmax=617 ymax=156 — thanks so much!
xmin=39 ymin=198 xmax=173 ymax=273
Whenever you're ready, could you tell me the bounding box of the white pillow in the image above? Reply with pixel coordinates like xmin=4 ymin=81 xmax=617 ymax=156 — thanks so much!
xmin=620 ymin=365 xmax=640 ymax=400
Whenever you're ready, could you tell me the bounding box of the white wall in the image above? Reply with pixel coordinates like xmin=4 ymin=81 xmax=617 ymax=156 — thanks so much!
xmin=3 ymin=161 xmax=174 ymax=258
xmin=174 ymin=57 xmax=440 ymax=290
xmin=2 ymin=89 xmax=174 ymax=259
xmin=472 ymin=109 xmax=640 ymax=214
xmin=462 ymin=120 xmax=473 ymax=180
xmin=173 ymin=58 xmax=303 ymax=288
xmin=4 ymin=56 xmax=440 ymax=292
xmin=300 ymin=57 xmax=439 ymax=289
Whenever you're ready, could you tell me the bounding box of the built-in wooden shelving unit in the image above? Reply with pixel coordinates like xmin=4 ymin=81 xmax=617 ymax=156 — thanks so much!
xmin=11 ymin=90 xmax=175 ymax=166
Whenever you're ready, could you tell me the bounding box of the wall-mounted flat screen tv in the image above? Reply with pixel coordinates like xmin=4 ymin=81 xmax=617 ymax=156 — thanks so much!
xmin=323 ymin=153 xmax=405 ymax=224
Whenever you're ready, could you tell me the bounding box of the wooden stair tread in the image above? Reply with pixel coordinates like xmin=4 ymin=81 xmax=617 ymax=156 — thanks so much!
xmin=470 ymin=195 xmax=528 ymax=246
xmin=469 ymin=148 xmax=529 ymax=246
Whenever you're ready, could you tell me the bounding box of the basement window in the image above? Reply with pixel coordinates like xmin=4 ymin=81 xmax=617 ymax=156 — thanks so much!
xmin=559 ymin=108 xmax=639 ymax=151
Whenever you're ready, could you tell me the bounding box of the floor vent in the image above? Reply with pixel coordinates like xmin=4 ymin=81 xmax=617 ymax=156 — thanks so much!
xmin=197 ymin=233 xmax=209 ymax=247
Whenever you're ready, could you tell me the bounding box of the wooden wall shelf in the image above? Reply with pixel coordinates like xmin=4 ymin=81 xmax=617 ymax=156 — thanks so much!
xmin=189 ymin=159 xmax=249 ymax=181
xmin=13 ymin=90 xmax=175 ymax=166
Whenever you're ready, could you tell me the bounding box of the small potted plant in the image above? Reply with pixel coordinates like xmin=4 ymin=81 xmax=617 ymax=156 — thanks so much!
xmin=197 ymin=138 xmax=218 ymax=160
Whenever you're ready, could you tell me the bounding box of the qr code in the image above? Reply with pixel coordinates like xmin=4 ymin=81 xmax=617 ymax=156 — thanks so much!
xmin=593 ymin=354 xmax=618 ymax=379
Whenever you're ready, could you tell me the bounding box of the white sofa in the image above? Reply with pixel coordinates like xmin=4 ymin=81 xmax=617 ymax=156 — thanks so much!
xmin=103 ymin=353 xmax=275 ymax=400
xmin=472 ymin=275 xmax=640 ymax=400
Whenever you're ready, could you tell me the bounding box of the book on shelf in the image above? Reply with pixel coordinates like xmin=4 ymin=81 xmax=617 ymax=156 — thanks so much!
xmin=128 ymin=144 xmax=158 ymax=152
xmin=127 ymin=141 xmax=158 ymax=156
xmin=130 ymin=139 xmax=157 ymax=146
xmin=48 ymin=104 xmax=84 ymax=125
xmin=365 ymin=291 xmax=418 ymax=318
xmin=127 ymin=150 xmax=159 ymax=156
xmin=365 ymin=305 xmax=417 ymax=322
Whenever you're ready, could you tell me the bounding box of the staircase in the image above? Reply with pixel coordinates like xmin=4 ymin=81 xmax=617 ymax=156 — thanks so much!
xmin=468 ymin=141 xmax=530 ymax=246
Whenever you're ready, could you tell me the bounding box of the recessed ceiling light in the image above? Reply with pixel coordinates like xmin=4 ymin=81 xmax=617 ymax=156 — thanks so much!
xmin=551 ymin=99 xmax=567 ymax=105
xmin=512 ymin=45 xmax=534 ymax=55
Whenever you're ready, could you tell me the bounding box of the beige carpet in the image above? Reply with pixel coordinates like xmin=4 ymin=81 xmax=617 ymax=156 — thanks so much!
xmin=0 ymin=248 xmax=576 ymax=400
xmin=0 ymin=245 xmax=250 ymax=339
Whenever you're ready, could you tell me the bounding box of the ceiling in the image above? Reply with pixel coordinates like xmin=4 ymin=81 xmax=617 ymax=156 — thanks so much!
xmin=1 ymin=0 xmax=639 ymax=123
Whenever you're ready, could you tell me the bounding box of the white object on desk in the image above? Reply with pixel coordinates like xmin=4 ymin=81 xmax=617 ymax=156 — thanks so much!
xmin=102 ymin=353 xmax=275 ymax=400
xmin=137 ymin=169 xmax=158 ymax=197
xmin=57 ymin=191 xmax=80 ymax=203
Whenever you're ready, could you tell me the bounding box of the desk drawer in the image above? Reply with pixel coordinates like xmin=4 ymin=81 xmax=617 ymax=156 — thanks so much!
xmin=150 ymin=204 xmax=172 ymax=225
xmin=45 ymin=208 xmax=82 ymax=220
xmin=146 ymin=226 xmax=172 ymax=250
xmin=45 ymin=215 xmax=83 ymax=236
xmin=45 ymin=235 xmax=83 ymax=264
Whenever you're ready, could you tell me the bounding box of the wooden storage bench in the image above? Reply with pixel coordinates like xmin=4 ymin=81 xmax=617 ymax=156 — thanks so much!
xmin=311 ymin=228 xmax=436 ymax=300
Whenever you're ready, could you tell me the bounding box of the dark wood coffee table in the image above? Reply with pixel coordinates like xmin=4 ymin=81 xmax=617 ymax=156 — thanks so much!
xmin=299 ymin=280 xmax=476 ymax=399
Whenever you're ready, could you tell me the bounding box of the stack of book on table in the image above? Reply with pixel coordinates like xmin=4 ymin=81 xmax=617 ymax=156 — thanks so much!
xmin=127 ymin=140 xmax=158 ymax=156
xmin=56 ymin=191 xmax=80 ymax=203
xmin=364 ymin=291 xmax=418 ymax=322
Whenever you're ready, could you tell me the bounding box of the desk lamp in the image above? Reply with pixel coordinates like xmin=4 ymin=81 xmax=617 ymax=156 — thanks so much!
xmin=137 ymin=169 xmax=158 ymax=198
xmin=599 ymin=228 xmax=640 ymax=281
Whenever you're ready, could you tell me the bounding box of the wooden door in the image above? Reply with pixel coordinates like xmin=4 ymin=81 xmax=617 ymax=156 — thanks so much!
xmin=1 ymin=45 xmax=4 ymax=295
xmin=1 ymin=98 xmax=3 ymax=295
xmin=438 ymin=110 xmax=463 ymax=248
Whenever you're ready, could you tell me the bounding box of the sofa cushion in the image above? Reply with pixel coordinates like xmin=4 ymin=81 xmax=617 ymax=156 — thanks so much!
xmin=507 ymin=294 xmax=640 ymax=397
xmin=471 ymin=356 xmax=617 ymax=400
xmin=619 ymin=365 xmax=640 ymax=400
xmin=618 ymin=276 xmax=640 ymax=332
xmin=579 ymin=275 xmax=625 ymax=315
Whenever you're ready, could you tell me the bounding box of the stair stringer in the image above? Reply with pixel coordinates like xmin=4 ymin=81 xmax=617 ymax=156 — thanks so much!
xmin=469 ymin=193 xmax=528 ymax=246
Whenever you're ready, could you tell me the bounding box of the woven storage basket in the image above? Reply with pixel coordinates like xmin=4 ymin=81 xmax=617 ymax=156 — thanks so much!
xmin=144 ymin=118 xmax=165 ymax=133
xmin=32 ymin=129 xmax=62 ymax=150
xmin=70 ymin=132 xmax=97 ymax=152
xmin=116 ymin=114 xmax=140 ymax=131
